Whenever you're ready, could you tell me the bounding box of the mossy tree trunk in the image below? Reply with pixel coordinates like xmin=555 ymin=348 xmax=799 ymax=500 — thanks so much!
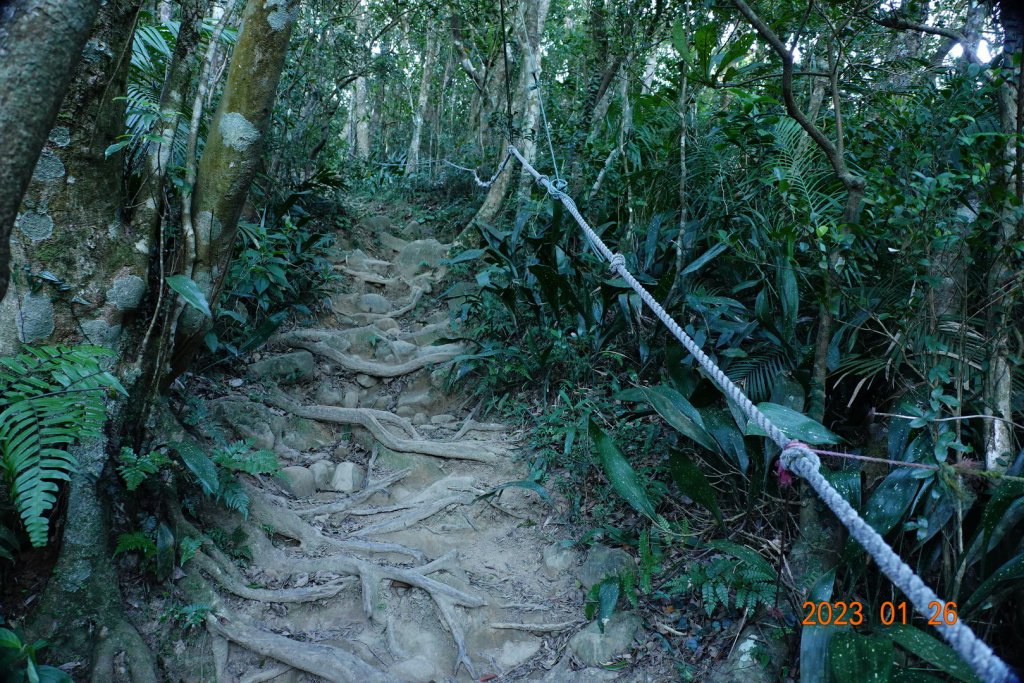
xmin=0 ymin=0 xmax=101 ymax=304
xmin=171 ymin=0 xmax=299 ymax=377
xmin=0 ymin=0 xmax=148 ymax=356
xmin=2 ymin=1 xmax=160 ymax=677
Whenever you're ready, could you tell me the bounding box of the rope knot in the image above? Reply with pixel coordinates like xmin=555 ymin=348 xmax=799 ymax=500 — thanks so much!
xmin=608 ymin=253 xmax=626 ymax=272
xmin=780 ymin=440 xmax=820 ymax=475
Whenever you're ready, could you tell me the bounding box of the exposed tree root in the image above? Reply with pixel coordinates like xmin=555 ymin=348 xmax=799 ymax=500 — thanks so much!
xmin=491 ymin=621 xmax=580 ymax=633
xmin=296 ymin=468 xmax=409 ymax=517
xmin=267 ymin=392 xmax=501 ymax=463
xmin=247 ymin=483 xmax=426 ymax=561
xmin=88 ymin=619 xmax=159 ymax=683
xmin=337 ymin=265 xmax=400 ymax=286
xmin=245 ymin=530 xmax=485 ymax=612
xmin=239 ymin=664 xmax=293 ymax=683
xmin=352 ymin=492 xmax=475 ymax=537
xmin=205 ymin=603 xmax=397 ymax=683
xmin=193 ymin=551 xmax=354 ymax=602
xmin=272 ymin=329 xmax=460 ymax=378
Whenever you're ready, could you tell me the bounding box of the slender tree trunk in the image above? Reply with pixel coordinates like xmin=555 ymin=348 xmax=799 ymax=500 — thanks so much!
xmin=405 ymin=29 xmax=440 ymax=175
xmin=171 ymin=0 xmax=298 ymax=377
xmin=0 ymin=0 xmax=102 ymax=303
xmin=984 ymin=10 xmax=1022 ymax=470
xmin=514 ymin=0 xmax=553 ymax=206
xmin=353 ymin=1 xmax=371 ymax=160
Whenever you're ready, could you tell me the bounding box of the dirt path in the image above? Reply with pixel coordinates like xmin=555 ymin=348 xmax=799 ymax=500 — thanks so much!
xmin=184 ymin=224 xmax=649 ymax=682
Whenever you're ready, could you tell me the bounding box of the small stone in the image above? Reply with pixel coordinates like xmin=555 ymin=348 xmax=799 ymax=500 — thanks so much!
xmin=430 ymin=414 xmax=455 ymax=425
xmin=357 ymin=293 xmax=392 ymax=314
xmin=396 ymin=405 xmax=415 ymax=418
xmin=356 ymin=373 xmax=378 ymax=388
xmin=343 ymin=390 xmax=360 ymax=409
xmin=228 ymin=378 xmax=244 ymax=388
xmin=579 ymin=546 xmax=635 ymax=589
xmin=568 ymin=611 xmax=642 ymax=666
xmin=412 ymin=413 xmax=428 ymax=426
xmin=313 ymin=383 xmax=344 ymax=406
xmin=309 ymin=461 xmax=334 ymax=489
xmin=401 ymin=219 xmax=423 ymax=239
xmin=330 ymin=462 xmax=365 ymax=492
xmin=332 ymin=443 xmax=349 ymax=460
xmin=542 ymin=542 xmax=578 ymax=576
xmin=248 ymin=351 xmax=315 ymax=384
xmin=280 ymin=466 xmax=316 ymax=498
xmin=374 ymin=317 xmax=399 ymax=332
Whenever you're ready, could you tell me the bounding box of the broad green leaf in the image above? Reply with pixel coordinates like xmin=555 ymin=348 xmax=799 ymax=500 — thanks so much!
xmin=35 ymin=667 xmax=73 ymax=683
xmin=443 ymin=248 xmax=485 ymax=266
xmin=156 ymin=522 xmax=175 ymax=581
xmin=890 ymin=674 xmax=944 ymax=683
xmin=597 ymin=578 xmax=620 ymax=632
xmin=672 ymin=19 xmax=690 ymax=63
xmin=702 ymin=407 xmax=749 ymax=473
xmin=668 ymin=450 xmax=722 ymax=525
xmin=746 ymin=402 xmax=841 ymax=445
xmin=829 ymin=632 xmax=893 ymax=682
xmin=170 ymin=441 xmax=220 ymax=495
xmin=822 ymin=468 xmax=861 ymax=510
xmin=886 ymin=625 xmax=981 ymax=683
xmin=681 ymin=243 xmax=728 ymax=276
xmin=862 ymin=468 xmax=919 ymax=537
xmin=104 ymin=140 xmax=130 ymax=158
xmin=165 ymin=275 xmax=212 ymax=317
xmin=800 ymin=568 xmax=837 ymax=683
xmin=962 ymin=551 xmax=1024 ymax=616
xmin=590 ymin=419 xmax=656 ymax=518
xmin=638 ymin=385 xmax=719 ymax=453
xmin=477 ymin=479 xmax=551 ymax=504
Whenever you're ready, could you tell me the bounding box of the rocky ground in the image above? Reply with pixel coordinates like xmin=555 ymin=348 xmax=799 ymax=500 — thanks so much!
xmin=134 ymin=216 xmax=675 ymax=682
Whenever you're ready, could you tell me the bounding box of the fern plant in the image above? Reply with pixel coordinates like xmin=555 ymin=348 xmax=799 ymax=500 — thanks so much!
xmin=663 ymin=540 xmax=778 ymax=616
xmin=117 ymin=447 xmax=172 ymax=491
xmin=0 ymin=346 xmax=125 ymax=547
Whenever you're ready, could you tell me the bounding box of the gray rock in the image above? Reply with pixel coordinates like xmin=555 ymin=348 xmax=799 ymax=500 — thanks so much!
xmin=412 ymin=413 xmax=428 ymax=426
xmin=355 ymin=373 xmax=378 ymax=388
xmin=396 ymin=405 xmax=415 ymax=418
xmin=248 ymin=351 xmax=315 ymax=384
xmin=213 ymin=399 xmax=279 ymax=450
xmin=330 ymin=462 xmax=365 ymax=492
xmin=401 ymin=219 xmax=423 ymax=239
xmin=543 ymin=542 xmax=578 ymax=576
xmin=343 ymin=390 xmax=360 ymax=409
xmin=279 ymin=416 xmax=332 ymax=451
xmin=358 ymin=293 xmax=392 ymax=314
xmin=280 ymin=466 xmax=316 ymax=498
xmin=309 ymin=460 xmax=334 ymax=489
xmin=430 ymin=414 xmax=455 ymax=425
xmin=579 ymin=546 xmax=635 ymax=589
xmin=228 ymin=378 xmax=244 ymax=388
xmin=568 ymin=611 xmax=642 ymax=666
xmin=374 ymin=317 xmax=399 ymax=332
xmin=332 ymin=443 xmax=349 ymax=460
xmin=395 ymin=239 xmax=448 ymax=278
xmin=313 ymin=383 xmax=344 ymax=406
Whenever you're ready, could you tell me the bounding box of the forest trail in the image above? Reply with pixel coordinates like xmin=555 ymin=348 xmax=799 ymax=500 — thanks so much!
xmin=189 ymin=217 xmax=646 ymax=682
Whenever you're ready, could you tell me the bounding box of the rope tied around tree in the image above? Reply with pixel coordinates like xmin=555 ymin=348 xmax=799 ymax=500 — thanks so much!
xmin=498 ymin=142 xmax=1020 ymax=683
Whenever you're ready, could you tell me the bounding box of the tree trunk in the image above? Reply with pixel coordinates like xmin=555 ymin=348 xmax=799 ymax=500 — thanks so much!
xmin=0 ymin=0 xmax=148 ymax=356
xmin=984 ymin=7 xmax=1022 ymax=471
xmin=0 ymin=0 xmax=101 ymax=303
xmin=172 ymin=0 xmax=299 ymax=376
xmin=353 ymin=1 xmax=371 ymax=160
xmin=405 ymin=29 xmax=440 ymax=176
xmin=4 ymin=2 xmax=159 ymax=677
